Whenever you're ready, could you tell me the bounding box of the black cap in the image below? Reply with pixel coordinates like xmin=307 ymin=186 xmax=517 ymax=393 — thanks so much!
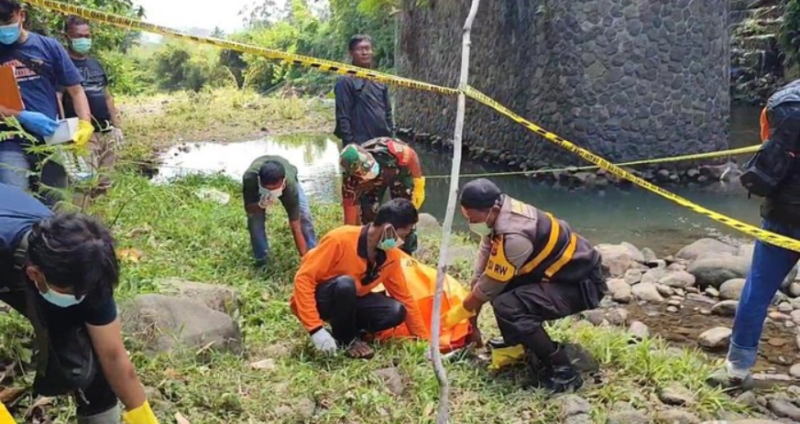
xmin=460 ymin=178 xmax=502 ymax=210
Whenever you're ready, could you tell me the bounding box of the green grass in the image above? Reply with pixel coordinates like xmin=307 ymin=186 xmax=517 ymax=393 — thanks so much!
xmin=0 ymin=89 xmax=758 ymax=423
xmin=0 ymin=172 xmax=750 ymax=423
xmin=117 ymin=87 xmax=334 ymax=165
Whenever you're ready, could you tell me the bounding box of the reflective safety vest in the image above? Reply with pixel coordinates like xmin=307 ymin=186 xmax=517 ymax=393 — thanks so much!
xmin=485 ymin=195 xmax=600 ymax=284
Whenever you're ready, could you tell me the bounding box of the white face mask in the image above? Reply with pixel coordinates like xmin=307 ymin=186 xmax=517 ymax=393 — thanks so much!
xmin=258 ymin=181 xmax=285 ymax=208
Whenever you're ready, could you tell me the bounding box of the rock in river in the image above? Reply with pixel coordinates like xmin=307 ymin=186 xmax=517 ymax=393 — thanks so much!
xmin=688 ymin=256 xmax=749 ymax=289
xmin=655 ymin=409 xmax=700 ymax=424
xmin=658 ymin=271 xmax=696 ymax=288
xmin=697 ymin=327 xmax=731 ymax=349
xmin=719 ymin=278 xmax=746 ymax=301
xmin=676 ymin=238 xmax=738 ymax=261
xmin=710 ymin=300 xmax=738 ymax=317
xmin=632 ymin=282 xmax=665 ymax=303
xmin=767 ymin=399 xmax=800 ymax=421
xmin=607 ymin=278 xmax=632 ymax=303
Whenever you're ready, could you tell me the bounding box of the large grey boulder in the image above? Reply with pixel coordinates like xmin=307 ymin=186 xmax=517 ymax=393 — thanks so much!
xmin=157 ymin=278 xmax=241 ymax=316
xmin=676 ymin=238 xmax=738 ymax=261
xmin=688 ymin=255 xmax=749 ymax=288
xmin=596 ymin=243 xmax=644 ymax=276
xmin=121 ymin=294 xmax=241 ymax=354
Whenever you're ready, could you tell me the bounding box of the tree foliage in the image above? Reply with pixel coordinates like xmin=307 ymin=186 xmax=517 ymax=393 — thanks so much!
xmin=25 ymin=0 xmax=144 ymax=53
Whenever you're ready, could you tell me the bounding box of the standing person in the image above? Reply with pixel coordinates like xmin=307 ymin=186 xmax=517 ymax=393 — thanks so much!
xmin=0 ymin=0 xmax=94 ymax=205
xmin=59 ymin=15 xmax=124 ymax=195
xmin=442 ymin=179 xmax=608 ymax=393
xmin=290 ymin=198 xmax=430 ymax=359
xmin=339 ymin=138 xmax=425 ymax=255
xmin=708 ymin=79 xmax=800 ymax=390
xmin=333 ymin=34 xmax=394 ymax=146
xmin=242 ymin=155 xmax=317 ymax=268
xmin=0 ymin=183 xmax=158 ymax=424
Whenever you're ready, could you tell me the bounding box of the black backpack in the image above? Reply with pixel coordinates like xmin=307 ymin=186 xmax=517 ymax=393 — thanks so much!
xmin=739 ymin=137 xmax=797 ymax=197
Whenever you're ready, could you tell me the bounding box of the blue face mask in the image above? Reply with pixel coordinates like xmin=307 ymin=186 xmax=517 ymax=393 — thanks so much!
xmin=39 ymin=281 xmax=84 ymax=308
xmin=377 ymin=226 xmax=404 ymax=251
xmin=70 ymin=37 xmax=92 ymax=54
xmin=0 ymin=22 xmax=21 ymax=45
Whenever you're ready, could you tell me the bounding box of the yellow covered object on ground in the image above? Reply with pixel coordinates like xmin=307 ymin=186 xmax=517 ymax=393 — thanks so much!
xmin=0 ymin=401 xmax=14 ymax=424
xmin=375 ymin=253 xmax=473 ymax=352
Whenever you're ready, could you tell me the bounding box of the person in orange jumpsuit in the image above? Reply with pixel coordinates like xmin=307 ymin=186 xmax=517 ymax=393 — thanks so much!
xmin=290 ymin=198 xmax=430 ymax=359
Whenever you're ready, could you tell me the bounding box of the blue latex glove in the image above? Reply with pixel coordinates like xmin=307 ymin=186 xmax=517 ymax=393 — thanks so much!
xmin=17 ymin=111 xmax=58 ymax=137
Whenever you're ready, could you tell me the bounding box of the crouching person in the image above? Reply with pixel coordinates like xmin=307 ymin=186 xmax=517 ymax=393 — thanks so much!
xmin=0 ymin=183 xmax=158 ymax=423
xmin=442 ymin=179 xmax=608 ymax=393
xmin=290 ymin=198 xmax=430 ymax=359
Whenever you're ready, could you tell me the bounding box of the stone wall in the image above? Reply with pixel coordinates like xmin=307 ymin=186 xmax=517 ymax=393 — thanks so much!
xmin=396 ymin=0 xmax=731 ymax=168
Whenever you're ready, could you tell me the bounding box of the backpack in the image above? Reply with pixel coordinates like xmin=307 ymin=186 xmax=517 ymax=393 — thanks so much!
xmin=739 ymin=138 xmax=797 ymax=197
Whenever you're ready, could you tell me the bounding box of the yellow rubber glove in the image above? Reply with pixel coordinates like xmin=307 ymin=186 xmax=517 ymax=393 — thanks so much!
xmin=411 ymin=177 xmax=426 ymax=210
xmin=0 ymin=402 xmax=14 ymax=424
xmin=442 ymin=303 xmax=474 ymax=329
xmin=73 ymin=119 xmax=94 ymax=147
xmin=489 ymin=344 xmax=526 ymax=370
xmin=122 ymin=401 xmax=159 ymax=424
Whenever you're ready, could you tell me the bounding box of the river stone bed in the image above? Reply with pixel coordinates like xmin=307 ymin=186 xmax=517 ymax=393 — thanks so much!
xmin=593 ymin=238 xmax=800 ymax=383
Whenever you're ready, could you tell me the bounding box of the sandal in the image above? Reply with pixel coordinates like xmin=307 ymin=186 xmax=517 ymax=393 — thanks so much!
xmin=345 ymin=340 xmax=375 ymax=359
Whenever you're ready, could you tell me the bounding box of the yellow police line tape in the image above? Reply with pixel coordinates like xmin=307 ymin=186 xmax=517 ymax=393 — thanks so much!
xmin=30 ymin=0 xmax=800 ymax=251
xmin=23 ymin=0 xmax=459 ymax=96
xmin=425 ymin=145 xmax=760 ymax=180
xmin=463 ymin=86 xmax=800 ymax=253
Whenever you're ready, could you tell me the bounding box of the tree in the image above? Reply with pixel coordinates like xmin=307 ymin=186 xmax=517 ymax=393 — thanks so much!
xmin=24 ymin=0 xmax=144 ymax=54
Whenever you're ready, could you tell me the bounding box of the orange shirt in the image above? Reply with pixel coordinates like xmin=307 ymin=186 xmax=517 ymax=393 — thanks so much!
xmin=760 ymin=106 xmax=769 ymax=143
xmin=290 ymin=225 xmax=430 ymax=339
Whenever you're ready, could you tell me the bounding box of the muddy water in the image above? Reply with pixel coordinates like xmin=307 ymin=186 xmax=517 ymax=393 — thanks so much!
xmin=625 ymin=297 xmax=800 ymax=380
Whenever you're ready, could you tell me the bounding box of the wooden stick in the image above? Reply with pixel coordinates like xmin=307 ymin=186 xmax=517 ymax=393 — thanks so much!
xmin=429 ymin=0 xmax=481 ymax=423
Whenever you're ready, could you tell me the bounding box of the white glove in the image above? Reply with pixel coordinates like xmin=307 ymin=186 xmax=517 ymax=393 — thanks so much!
xmin=311 ymin=329 xmax=337 ymax=354
xmin=110 ymin=127 xmax=125 ymax=147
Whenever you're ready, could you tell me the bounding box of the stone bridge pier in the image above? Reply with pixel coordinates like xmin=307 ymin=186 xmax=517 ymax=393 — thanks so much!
xmin=396 ymin=0 xmax=730 ymax=168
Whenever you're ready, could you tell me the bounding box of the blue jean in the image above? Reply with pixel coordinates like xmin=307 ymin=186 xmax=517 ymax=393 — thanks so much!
xmin=247 ymin=185 xmax=318 ymax=263
xmin=0 ymin=144 xmax=69 ymax=207
xmin=728 ymin=218 xmax=800 ymax=371
xmin=0 ymin=146 xmax=30 ymax=189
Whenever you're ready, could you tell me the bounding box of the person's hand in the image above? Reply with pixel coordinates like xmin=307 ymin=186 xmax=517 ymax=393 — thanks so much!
xmin=73 ymin=119 xmax=94 ymax=146
xmin=245 ymin=203 xmax=262 ymax=215
xmin=443 ymin=304 xmax=475 ymax=329
xmin=467 ymin=324 xmax=484 ymax=348
xmin=411 ymin=177 xmax=426 ymax=210
xmin=122 ymin=400 xmax=159 ymax=424
xmin=17 ymin=111 xmax=58 ymax=137
xmin=111 ymin=127 xmax=125 ymax=147
xmin=311 ymin=329 xmax=338 ymax=354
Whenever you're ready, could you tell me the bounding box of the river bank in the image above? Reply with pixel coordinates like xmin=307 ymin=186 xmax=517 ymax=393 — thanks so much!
xmin=28 ymin=172 xmax=798 ymax=423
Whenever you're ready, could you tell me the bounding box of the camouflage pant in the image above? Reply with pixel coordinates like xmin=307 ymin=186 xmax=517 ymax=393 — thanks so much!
xmin=358 ymin=183 xmax=417 ymax=255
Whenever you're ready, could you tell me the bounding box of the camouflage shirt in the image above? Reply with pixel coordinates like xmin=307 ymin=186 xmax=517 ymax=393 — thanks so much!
xmin=341 ymin=137 xmax=422 ymax=206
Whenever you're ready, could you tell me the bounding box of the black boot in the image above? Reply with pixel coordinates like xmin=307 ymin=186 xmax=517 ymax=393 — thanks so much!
xmin=524 ymin=343 xmax=583 ymax=393
xmin=540 ymin=365 xmax=583 ymax=393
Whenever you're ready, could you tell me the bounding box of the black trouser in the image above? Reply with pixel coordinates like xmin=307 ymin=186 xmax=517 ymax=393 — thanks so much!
xmin=315 ymin=275 xmax=407 ymax=345
xmin=0 ymin=282 xmax=117 ymax=418
xmin=491 ymin=265 xmax=607 ymax=367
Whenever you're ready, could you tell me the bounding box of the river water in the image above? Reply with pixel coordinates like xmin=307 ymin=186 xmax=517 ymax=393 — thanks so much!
xmin=156 ymin=104 xmax=764 ymax=256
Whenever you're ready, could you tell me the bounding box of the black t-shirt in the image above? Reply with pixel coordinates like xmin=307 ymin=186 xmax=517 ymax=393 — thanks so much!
xmin=63 ymin=56 xmax=112 ymax=132
xmin=0 ymin=183 xmax=117 ymax=326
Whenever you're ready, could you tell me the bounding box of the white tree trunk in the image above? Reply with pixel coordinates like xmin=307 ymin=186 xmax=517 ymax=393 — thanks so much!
xmin=429 ymin=1 xmax=481 ymax=423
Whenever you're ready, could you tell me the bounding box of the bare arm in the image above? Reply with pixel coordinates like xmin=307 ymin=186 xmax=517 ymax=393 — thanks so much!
xmin=105 ymin=88 xmax=122 ymax=128
xmin=56 ymin=92 xmax=65 ymax=119
xmin=87 ymin=319 xmax=147 ymax=411
xmin=289 ymin=219 xmax=308 ymax=256
xmin=65 ymin=85 xmax=91 ymax=121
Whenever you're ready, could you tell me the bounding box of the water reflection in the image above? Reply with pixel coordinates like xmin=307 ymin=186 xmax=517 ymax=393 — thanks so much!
xmin=156 ymin=104 xmax=766 ymax=255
